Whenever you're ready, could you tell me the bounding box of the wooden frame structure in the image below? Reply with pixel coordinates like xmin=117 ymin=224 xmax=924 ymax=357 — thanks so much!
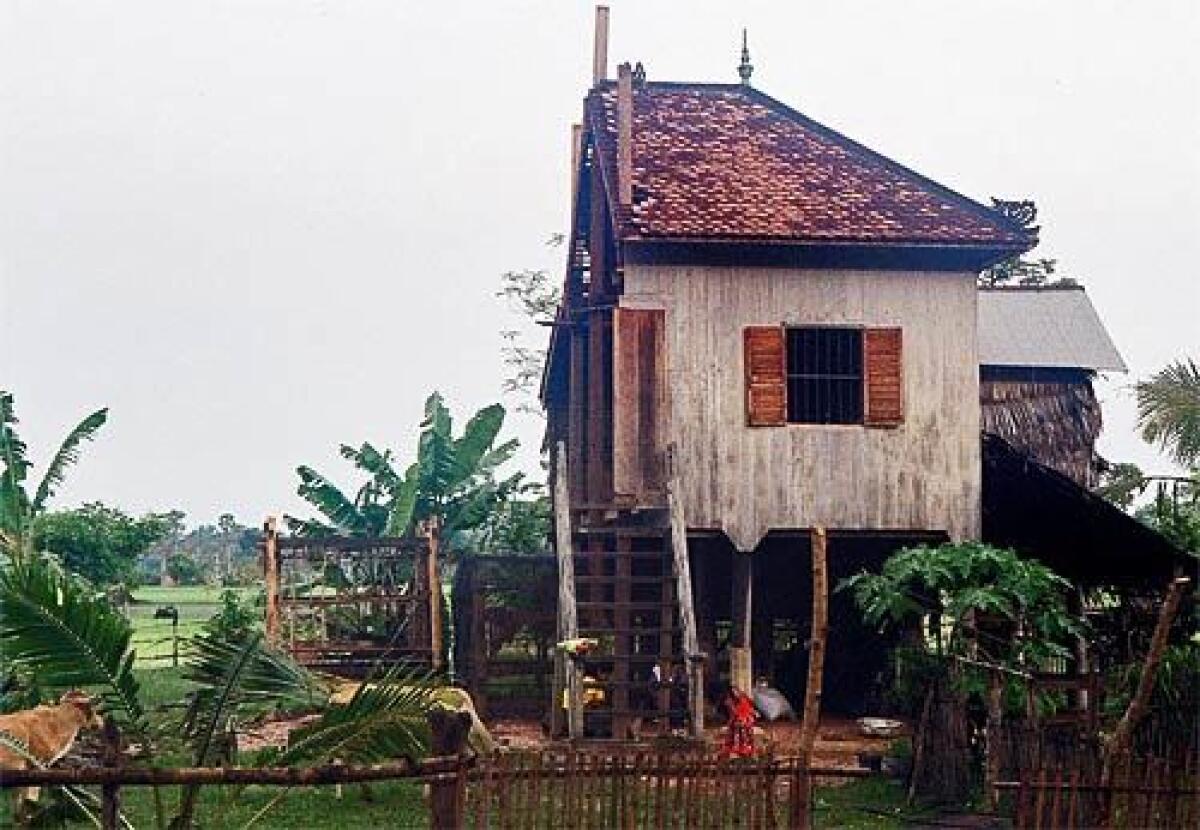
xmin=262 ymin=518 xmax=442 ymax=676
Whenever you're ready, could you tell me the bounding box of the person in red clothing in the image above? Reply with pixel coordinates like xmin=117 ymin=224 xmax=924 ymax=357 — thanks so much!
xmin=718 ymin=683 xmax=757 ymax=759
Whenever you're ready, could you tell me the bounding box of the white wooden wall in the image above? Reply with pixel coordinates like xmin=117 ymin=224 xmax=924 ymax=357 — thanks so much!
xmin=621 ymin=266 xmax=981 ymax=551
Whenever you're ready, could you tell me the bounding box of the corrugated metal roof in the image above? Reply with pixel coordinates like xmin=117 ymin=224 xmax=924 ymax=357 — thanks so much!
xmin=977 ymin=286 xmax=1126 ymax=371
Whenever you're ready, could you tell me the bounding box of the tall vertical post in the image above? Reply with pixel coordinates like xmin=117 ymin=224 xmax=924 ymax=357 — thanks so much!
xmin=592 ymin=5 xmax=610 ymax=85
xmin=425 ymin=520 xmax=444 ymax=672
xmin=263 ymin=517 xmax=280 ymax=645
xmin=616 ymin=62 xmax=633 ymax=208
xmin=667 ymin=448 xmax=704 ymax=736
xmin=100 ymin=717 xmax=121 ymax=830
xmin=730 ymin=553 xmax=753 ymax=694
xmin=553 ymin=442 xmax=584 ymax=739
xmin=796 ymin=526 xmax=829 ymax=829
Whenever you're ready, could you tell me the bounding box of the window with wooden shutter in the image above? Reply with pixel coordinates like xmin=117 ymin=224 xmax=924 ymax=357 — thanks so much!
xmin=744 ymin=326 xmax=786 ymax=426
xmin=864 ymin=327 xmax=904 ymax=427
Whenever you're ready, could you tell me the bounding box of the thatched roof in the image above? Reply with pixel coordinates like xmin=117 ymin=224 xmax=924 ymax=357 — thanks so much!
xmin=980 ymin=372 xmax=1103 ymax=488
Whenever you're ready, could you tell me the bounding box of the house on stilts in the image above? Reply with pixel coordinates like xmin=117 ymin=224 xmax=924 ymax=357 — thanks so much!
xmin=541 ymin=9 xmax=1193 ymax=739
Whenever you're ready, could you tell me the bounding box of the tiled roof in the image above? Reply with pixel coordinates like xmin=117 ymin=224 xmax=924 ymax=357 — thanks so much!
xmin=585 ymin=82 xmax=1033 ymax=249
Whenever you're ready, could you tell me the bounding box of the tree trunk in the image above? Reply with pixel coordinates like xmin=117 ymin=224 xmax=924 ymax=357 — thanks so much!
xmin=1102 ymin=576 xmax=1190 ymax=784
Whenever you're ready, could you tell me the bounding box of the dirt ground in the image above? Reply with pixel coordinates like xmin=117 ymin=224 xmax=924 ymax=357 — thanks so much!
xmin=241 ymin=711 xmax=907 ymax=774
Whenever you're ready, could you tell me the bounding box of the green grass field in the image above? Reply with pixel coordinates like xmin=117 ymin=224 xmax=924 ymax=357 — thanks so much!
xmin=126 ymin=585 xmax=255 ymax=666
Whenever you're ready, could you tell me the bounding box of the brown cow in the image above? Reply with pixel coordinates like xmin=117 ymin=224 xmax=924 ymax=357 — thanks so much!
xmin=0 ymin=690 xmax=104 ymax=814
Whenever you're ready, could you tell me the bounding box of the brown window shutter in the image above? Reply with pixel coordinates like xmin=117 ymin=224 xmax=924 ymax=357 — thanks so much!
xmin=744 ymin=326 xmax=786 ymax=426
xmin=865 ymin=327 xmax=904 ymax=427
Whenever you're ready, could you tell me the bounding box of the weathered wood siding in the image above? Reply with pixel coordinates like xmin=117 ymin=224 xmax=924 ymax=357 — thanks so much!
xmin=621 ymin=266 xmax=981 ymax=550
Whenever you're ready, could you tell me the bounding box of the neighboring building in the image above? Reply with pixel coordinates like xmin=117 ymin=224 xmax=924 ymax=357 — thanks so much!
xmin=541 ymin=13 xmax=1189 ymax=735
xmin=978 ymin=285 xmax=1126 ymax=488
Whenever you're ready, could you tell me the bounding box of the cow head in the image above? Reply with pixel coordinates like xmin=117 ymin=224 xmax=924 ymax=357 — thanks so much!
xmin=59 ymin=690 xmax=104 ymax=729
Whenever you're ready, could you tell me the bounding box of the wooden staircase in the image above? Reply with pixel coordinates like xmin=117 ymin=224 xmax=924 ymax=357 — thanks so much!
xmin=552 ymin=445 xmax=704 ymax=740
xmin=573 ymin=510 xmax=684 ymax=737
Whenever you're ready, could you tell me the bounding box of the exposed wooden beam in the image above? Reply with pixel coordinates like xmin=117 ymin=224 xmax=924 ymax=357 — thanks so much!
xmin=592 ymin=6 xmax=610 ymax=85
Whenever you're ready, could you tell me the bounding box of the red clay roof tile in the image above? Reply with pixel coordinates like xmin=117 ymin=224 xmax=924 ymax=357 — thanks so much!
xmin=585 ymin=82 xmax=1032 ymax=249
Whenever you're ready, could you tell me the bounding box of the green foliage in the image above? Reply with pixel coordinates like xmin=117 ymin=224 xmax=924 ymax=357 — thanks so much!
xmin=1135 ymin=477 xmax=1200 ymax=552
xmin=204 ymin=589 xmax=262 ymax=640
xmin=1136 ymin=357 xmax=1200 ymax=469
xmin=0 ymin=553 xmax=145 ymax=732
xmin=840 ymin=542 xmax=1083 ymax=670
xmin=166 ymin=553 xmax=205 ymax=586
xmin=978 ymin=199 xmax=1079 ymax=288
xmin=473 ymin=490 xmax=551 ymax=553
xmin=1096 ymin=461 xmax=1149 ymax=510
xmin=0 ymin=390 xmax=108 ymax=556
xmin=273 ymin=666 xmax=433 ymax=767
xmin=497 ymin=235 xmax=564 ymax=412
xmin=32 ymin=502 xmax=169 ymax=586
xmin=174 ymin=632 xmax=317 ymax=827
xmin=291 ymin=392 xmax=523 ymax=548
xmin=1104 ymin=642 xmax=1200 ymax=742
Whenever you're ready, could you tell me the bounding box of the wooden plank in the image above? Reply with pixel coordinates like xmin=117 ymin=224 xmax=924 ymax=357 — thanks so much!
xmin=263 ymin=517 xmax=280 ymax=644
xmin=425 ymin=521 xmax=444 ymax=672
xmin=554 ymin=443 xmax=584 ymax=740
xmin=667 ymin=449 xmax=705 ymax=736
xmin=613 ymin=535 xmax=633 ymax=740
xmin=743 ymin=326 xmax=786 ymax=427
xmin=864 ymin=327 xmax=904 ymax=426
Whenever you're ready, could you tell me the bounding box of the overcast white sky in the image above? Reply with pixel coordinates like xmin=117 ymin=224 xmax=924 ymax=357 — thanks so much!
xmin=2 ymin=1 xmax=1198 ymax=529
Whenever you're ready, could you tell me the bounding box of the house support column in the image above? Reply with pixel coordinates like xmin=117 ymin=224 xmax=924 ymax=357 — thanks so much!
xmin=731 ymin=552 xmax=753 ymax=692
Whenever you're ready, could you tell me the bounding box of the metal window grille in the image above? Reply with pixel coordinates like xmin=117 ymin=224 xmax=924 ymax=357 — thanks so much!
xmin=785 ymin=327 xmax=864 ymax=424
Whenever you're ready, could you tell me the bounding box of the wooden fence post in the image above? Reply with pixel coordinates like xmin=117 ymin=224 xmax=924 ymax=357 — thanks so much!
xmin=100 ymin=717 xmax=121 ymax=830
xmin=424 ymin=520 xmax=445 ymax=673
xmin=427 ymin=709 xmax=472 ymax=830
xmin=263 ymin=517 xmax=280 ymax=645
xmin=795 ymin=525 xmax=829 ymax=829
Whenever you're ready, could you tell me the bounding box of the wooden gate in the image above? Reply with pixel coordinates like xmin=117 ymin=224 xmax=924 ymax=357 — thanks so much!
xmin=465 ymin=749 xmax=807 ymax=829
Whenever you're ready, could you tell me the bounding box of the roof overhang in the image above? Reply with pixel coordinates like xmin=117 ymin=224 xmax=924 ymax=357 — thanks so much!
xmin=982 ymin=433 xmax=1195 ymax=589
xmin=624 ymin=237 xmax=1024 ymax=272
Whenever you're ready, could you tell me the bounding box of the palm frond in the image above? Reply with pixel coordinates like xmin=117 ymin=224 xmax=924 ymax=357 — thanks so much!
xmin=295 ymin=466 xmax=370 ymax=535
xmin=275 ymin=665 xmax=433 ymax=766
xmin=0 ymin=555 xmax=144 ymax=731
xmin=174 ymin=633 xmax=316 ymax=829
xmin=1136 ymin=358 xmax=1200 ymax=468
xmin=31 ymin=408 xmax=108 ymax=514
xmin=181 ymin=632 xmax=316 ymax=765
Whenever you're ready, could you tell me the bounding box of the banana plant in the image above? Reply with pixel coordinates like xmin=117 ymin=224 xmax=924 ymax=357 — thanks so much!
xmin=0 ymin=390 xmax=108 ymax=558
xmin=290 ymin=392 xmax=524 ymax=547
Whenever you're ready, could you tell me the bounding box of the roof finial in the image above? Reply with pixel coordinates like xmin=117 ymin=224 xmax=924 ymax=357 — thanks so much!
xmin=738 ymin=28 xmax=753 ymax=86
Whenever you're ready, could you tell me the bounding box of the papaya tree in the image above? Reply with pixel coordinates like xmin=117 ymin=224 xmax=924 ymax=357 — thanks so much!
xmin=841 ymin=542 xmax=1084 ymax=803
